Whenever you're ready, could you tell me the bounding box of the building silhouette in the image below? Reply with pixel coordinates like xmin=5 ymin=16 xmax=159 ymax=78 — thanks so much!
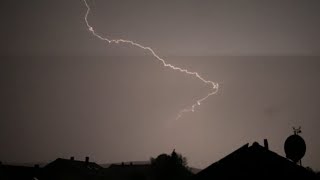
xmin=103 ymin=163 xmax=152 ymax=180
xmin=0 ymin=164 xmax=40 ymax=180
xmin=40 ymin=157 xmax=103 ymax=180
xmin=194 ymin=140 xmax=317 ymax=180
xmin=1 ymin=141 xmax=319 ymax=180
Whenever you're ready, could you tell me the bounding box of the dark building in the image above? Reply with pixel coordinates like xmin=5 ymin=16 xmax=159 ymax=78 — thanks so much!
xmin=40 ymin=157 xmax=104 ymax=180
xmin=194 ymin=141 xmax=317 ymax=179
xmin=1 ymin=142 xmax=318 ymax=180
xmin=103 ymin=163 xmax=152 ymax=180
xmin=0 ymin=164 xmax=40 ymax=180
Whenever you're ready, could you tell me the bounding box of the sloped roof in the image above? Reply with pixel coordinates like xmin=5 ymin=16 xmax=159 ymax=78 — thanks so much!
xmin=194 ymin=142 xmax=316 ymax=179
xmin=44 ymin=158 xmax=102 ymax=171
xmin=42 ymin=158 xmax=103 ymax=180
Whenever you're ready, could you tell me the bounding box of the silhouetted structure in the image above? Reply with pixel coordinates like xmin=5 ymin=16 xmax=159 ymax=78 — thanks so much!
xmin=285 ymin=127 xmax=306 ymax=165
xmin=103 ymin=163 xmax=152 ymax=180
xmin=194 ymin=141 xmax=317 ymax=180
xmin=40 ymin=157 xmax=103 ymax=180
xmin=1 ymin=143 xmax=318 ymax=180
xmin=103 ymin=150 xmax=193 ymax=180
xmin=0 ymin=164 xmax=40 ymax=180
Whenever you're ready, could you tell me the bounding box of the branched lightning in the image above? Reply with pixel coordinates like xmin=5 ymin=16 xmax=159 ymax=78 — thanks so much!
xmin=82 ymin=0 xmax=219 ymax=120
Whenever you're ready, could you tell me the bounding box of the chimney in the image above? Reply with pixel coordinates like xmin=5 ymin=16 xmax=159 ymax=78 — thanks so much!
xmin=70 ymin=156 xmax=75 ymax=161
xmin=85 ymin=156 xmax=89 ymax=164
xmin=264 ymin=139 xmax=269 ymax=150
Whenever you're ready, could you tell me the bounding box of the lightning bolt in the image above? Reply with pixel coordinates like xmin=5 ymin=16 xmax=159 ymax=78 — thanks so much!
xmin=82 ymin=0 xmax=219 ymax=120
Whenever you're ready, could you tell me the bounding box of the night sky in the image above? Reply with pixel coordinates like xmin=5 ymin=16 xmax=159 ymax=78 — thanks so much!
xmin=1 ymin=0 xmax=320 ymax=170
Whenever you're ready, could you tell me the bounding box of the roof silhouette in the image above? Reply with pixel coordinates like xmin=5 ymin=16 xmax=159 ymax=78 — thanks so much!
xmin=44 ymin=158 xmax=102 ymax=171
xmin=194 ymin=142 xmax=317 ymax=179
xmin=41 ymin=157 xmax=103 ymax=180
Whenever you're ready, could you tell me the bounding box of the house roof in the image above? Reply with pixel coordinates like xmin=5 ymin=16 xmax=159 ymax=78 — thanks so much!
xmin=43 ymin=158 xmax=103 ymax=178
xmin=45 ymin=158 xmax=102 ymax=170
xmin=194 ymin=142 xmax=317 ymax=179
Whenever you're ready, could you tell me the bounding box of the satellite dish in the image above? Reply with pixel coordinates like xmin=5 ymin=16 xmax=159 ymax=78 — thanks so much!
xmin=284 ymin=127 xmax=306 ymax=163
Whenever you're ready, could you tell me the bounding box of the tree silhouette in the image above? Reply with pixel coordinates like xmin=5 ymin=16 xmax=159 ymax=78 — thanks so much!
xmin=150 ymin=150 xmax=192 ymax=180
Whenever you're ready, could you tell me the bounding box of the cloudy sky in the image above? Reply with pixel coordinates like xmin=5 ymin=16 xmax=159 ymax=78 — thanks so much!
xmin=1 ymin=0 xmax=320 ymax=169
